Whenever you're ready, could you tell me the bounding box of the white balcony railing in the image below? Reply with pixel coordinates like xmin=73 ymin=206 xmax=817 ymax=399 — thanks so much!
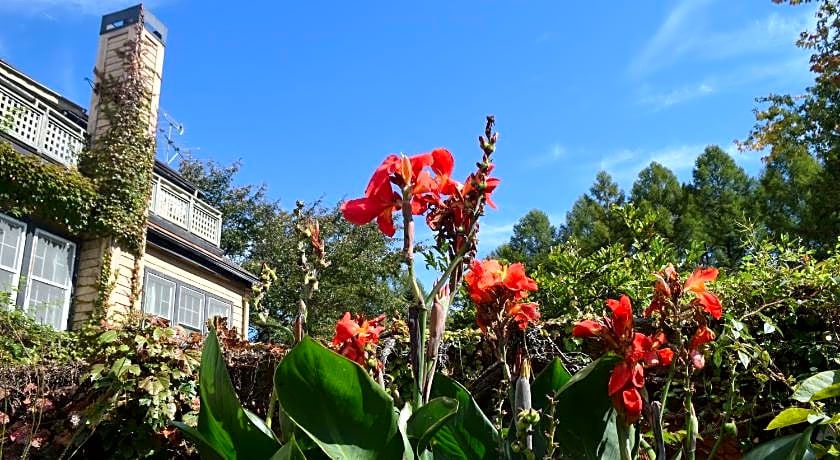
xmin=0 ymin=79 xmax=85 ymax=166
xmin=150 ymin=174 xmax=222 ymax=246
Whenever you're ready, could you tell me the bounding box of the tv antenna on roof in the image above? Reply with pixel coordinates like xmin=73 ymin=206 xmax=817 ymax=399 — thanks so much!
xmin=157 ymin=109 xmax=195 ymax=164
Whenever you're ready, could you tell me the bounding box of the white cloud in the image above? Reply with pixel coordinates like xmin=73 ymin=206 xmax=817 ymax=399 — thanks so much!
xmin=0 ymin=0 xmax=165 ymax=16
xmin=640 ymin=83 xmax=715 ymax=110
xmin=527 ymin=143 xmax=567 ymax=167
xmin=631 ymin=1 xmax=813 ymax=77
xmin=640 ymin=53 xmax=811 ymax=110
xmin=476 ymin=220 xmax=515 ymax=254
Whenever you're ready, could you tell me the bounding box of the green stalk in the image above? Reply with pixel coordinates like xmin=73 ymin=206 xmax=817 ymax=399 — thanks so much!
xmin=684 ymin=366 xmax=697 ymax=460
xmin=617 ymin=419 xmax=632 ymax=460
xmin=658 ymin=329 xmax=683 ymax=428
xmin=401 ymin=186 xmax=427 ymax=406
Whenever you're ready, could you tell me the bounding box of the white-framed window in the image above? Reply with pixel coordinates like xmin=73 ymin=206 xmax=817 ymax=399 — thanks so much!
xmin=178 ymin=286 xmax=204 ymax=330
xmin=207 ymin=297 xmax=231 ymax=321
xmin=143 ymin=272 xmax=175 ymax=320
xmin=0 ymin=214 xmax=25 ymax=301
xmin=23 ymin=230 xmax=75 ymax=330
xmin=141 ymin=268 xmax=234 ymax=332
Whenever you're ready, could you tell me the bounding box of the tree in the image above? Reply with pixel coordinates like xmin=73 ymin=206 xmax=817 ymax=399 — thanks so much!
xmin=630 ymin=162 xmax=684 ymax=243
xmin=681 ymin=146 xmax=756 ymax=267
xmin=179 ymin=159 xmax=408 ymax=339
xmin=742 ymin=0 xmax=839 ymax=250
xmin=757 ymin=145 xmax=821 ymax=242
xmin=489 ymin=209 xmax=558 ymax=269
xmin=560 ymin=171 xmax=627 ymax=254
xmin=179 ymin=159 xmax=279 ymax=262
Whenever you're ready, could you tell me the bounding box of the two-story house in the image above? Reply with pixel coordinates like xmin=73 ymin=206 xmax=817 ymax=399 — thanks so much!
xmin=0 ymin=5 xmax=257 ymax=334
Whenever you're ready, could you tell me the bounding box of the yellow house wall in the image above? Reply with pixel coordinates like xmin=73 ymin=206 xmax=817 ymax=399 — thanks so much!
xmin=142 ymin=246 xmax=248 ymax=332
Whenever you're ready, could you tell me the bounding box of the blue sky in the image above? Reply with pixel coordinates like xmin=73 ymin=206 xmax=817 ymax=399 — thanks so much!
xmin=0 ymin=0 xmax=817 ymax=256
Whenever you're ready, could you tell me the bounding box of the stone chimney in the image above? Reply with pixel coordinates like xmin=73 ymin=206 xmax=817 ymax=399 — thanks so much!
xmin=87 ymin=4 xmax=167 ymax=142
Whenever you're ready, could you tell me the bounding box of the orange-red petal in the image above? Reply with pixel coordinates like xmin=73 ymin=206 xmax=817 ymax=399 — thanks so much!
xmin=697 ymin=291 xmax=722 ymax=319
xmin=684 ymin=267 xmax=719 ymax=293
xmin=622 ymin=388 xmax=643 ymax=423
xmin=573 ymin=319 xmax=604 ymax=337
xmin=333 ymin=312 xmax=359 ymax=345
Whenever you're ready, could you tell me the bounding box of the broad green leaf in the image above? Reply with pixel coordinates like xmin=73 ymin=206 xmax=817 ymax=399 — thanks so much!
xmin=98 ymin=329 xmax=119 ymax=344
xmin=550 ymin=356 xmax=638 ymax=460
xmin=274 ymin=336 xmax=404 ymax=459
xmin=406 ymin=397 xmax=458 ymax=454
xmin=792 ymin=370 xmax=840 ymax=402
xmin=172 ymin=421 xmax=227 ymax=460
xmin=743 ymin=425 xmax=815 ymax=460
xmin=766 ymin=408 xmax=813 ymax=430
xmin=429 ymin=373 xmax=500 ymax=459
xmin=177 ymin=328 xmax=281 ymax=459
xmin=270 ymin=436 xmax=307 ymax=460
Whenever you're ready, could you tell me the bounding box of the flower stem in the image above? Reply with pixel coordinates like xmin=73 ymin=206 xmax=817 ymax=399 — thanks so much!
xmin=616 ymin=419 xmax=632 ymax=460
xmin=401 ymin=186 xmax=427 ymax=406
xmin=684 ymin=366 xmax=697 ymax=460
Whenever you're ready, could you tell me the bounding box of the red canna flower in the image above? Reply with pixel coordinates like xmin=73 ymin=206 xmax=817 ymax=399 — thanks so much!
xmin=684 ymin=267 xmax=722 ymax=319
xmin=573 ymin=295 xmax=673 ymax=423
xmin=506 ymin=302 xmax=541 ymax=330
xmin=341 ymin=149 xmax=456 ymax=236
xmin=687 ymin=325 xmax=716 ymax=370
xmin=464 ymin=259 xmax=540 ymax=337
xmin=332 ymin=312 xmax=386 ymax=367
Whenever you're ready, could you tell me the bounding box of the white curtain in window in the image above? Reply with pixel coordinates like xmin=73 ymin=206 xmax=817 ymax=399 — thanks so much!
xmin=0 ymin=214 xmax=24 ymax=294
xmin=178 ymin=286 xmax=204 ymax=329
xmin=25 ymin=232 xmax=74 ymax=330
xmin=143 ymin=273 xmax=175 ymax=319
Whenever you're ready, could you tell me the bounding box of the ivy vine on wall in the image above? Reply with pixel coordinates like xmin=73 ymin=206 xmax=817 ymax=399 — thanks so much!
xmin=0 ymin=21 xmax=156 ymax=257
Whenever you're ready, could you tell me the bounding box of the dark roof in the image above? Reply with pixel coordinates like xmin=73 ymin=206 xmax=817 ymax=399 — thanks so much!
xmin=147 ymin=214 xmax=259 ymax=286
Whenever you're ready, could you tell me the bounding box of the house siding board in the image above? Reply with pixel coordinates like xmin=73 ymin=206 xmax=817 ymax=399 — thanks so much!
xmin=143 ymin=246 xmax=246 ymax=331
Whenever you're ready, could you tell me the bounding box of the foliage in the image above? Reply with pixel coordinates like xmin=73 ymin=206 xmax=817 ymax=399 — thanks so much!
xmin=681 ymin=146 xmax=757 ymax=268
xmin=560 ymin=171 xmax=627 ymax=254
xmin=178 ymin=159 xmax=280 ymax=262
xmin=0 ymin=142 xmax=98 ymax=236
xmin=489 ymin=209 xmax=558 ymax=269
xmin=630 ymin=161 xmax=684 ymax=244
xmin=0 ymin=307 xmax=81 ymax=365
xmin=67 ymin=318 xmax=203 ymax=458
xmin=75 ymin=22 xmax=157 ymax=255
xmin=756 ymin=145 xmax=821 ymax=242
xmin=176 ymin=155 xmax=410 ymax=340
xmin=1 ymin=22 xmax=157 ymax=256
xmin=741 ymin=0 xmax=840 ymax=251
xmin=248 ymin=203 xmax=409 ymax=339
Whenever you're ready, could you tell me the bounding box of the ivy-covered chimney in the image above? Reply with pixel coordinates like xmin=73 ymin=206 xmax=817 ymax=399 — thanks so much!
xmin=87 ymin=4 xmax=167 ymax=142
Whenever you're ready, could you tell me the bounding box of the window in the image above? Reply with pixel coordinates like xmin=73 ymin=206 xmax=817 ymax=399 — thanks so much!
xmin=143 ymin=273 xmax=175 ymax=320
xmin=207 ymin=297 xmax=231 ymax=321
xmin=141 ymin=268 xmax=233 ymax=332
xmin=0 ymin=214 xmax=25 ymax=297
xmin=178 ymin=286 xmax=204 ymax=330
xmin=0 ymin=213 xmax=78 ymax=329
xmin=23 ymin=230 xmax=75 ymax=330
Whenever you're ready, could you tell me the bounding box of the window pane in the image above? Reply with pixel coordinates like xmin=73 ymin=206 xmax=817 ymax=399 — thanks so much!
xmin=31 ymin=234 xmax=72 ymax=286
xmin=207 ymin=298 xmax=230 ymax=321
xmin=0 ymin=216 xmax=23 ymax=270
xmin=27 ymin=279 xmax=67 ymax=329
xmin=0 ymin=269 xmax=14 ymax=298
xmin=178 ymin=287 xmax=204 ymax=329
xmin=143 ymin=273 xmax=175 ymax=319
